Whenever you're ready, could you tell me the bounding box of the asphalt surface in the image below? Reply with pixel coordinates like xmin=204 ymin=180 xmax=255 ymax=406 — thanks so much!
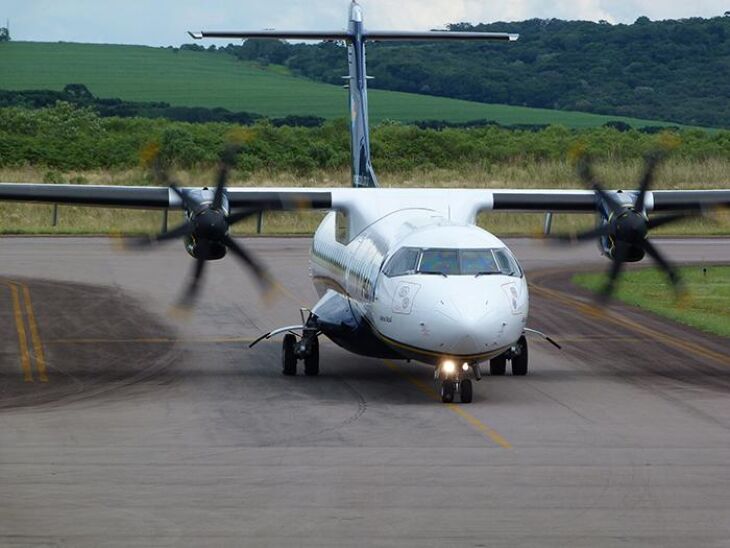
xmin=0 ymin=236 xmax=729 ymax=547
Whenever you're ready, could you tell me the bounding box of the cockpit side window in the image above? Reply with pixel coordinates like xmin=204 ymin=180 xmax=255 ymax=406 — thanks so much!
xmin=494 ymin=248 xmax=523 ymax=277
xmin=383 ymin=247 xmax=420 ymax=277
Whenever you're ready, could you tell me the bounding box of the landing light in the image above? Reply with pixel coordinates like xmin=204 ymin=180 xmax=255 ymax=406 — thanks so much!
xmin=442 ymin=360 xmax=456 ymax=374
xmin=462 ymin=363 xmax=469 ymax=371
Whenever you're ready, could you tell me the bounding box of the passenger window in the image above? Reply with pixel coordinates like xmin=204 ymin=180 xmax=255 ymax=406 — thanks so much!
xmin=335 ymin=211 xmax=349 ymax=245
xmin=384 ymin=248 xmax=419 ymax=277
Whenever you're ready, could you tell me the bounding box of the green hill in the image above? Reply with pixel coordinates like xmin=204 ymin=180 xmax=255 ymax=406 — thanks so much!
xmin=240 ymin=16 xmax=730 ymax=128
xmin=0 ymin=41 xmax=682 ymax=129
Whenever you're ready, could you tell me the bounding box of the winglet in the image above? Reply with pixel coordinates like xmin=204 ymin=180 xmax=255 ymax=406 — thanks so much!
xmin=188 ymin=31 xmax=203 ymax=40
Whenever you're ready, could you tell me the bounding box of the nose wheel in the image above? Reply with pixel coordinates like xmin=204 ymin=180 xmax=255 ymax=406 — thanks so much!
xmin=439 ymin=379 xmax=473 ymax=403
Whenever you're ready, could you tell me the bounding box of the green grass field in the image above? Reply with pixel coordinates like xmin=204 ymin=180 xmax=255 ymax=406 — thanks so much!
xmin=573 ymin=266 xmax=730 ymax=338
xmin=0 ymin=41 xmax=685 ymax=128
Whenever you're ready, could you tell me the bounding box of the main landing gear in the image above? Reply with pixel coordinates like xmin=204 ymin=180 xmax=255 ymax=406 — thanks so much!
xmin=489 ymin=336 xmax=528 ymax=377
xmin=436 ymin=361 xmax=480 ymax=404
xmin=281 ymin=322 xmax=320 ymax=377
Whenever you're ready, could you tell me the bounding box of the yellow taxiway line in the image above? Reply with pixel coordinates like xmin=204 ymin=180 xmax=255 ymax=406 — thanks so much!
xmin=4 ymin=280 xmax=48 ymax=383
xmin=21 ymin=284 xmax=48 ymax=382
xmin=529 ymin=280 xmax=730 ymax=367
xmin=383 ymin=359 xmax=512 ymax=449
xmin=8 ymin=283 xmax=33 ymax=383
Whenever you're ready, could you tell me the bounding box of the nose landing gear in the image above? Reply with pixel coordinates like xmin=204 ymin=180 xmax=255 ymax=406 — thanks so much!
xmin=436 ymin=362 xmax=478 ymax=404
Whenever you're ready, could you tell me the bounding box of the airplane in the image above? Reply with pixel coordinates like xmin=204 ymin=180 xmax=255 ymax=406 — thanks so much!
xmin=1 ymin=1 xmax=729 ymax=404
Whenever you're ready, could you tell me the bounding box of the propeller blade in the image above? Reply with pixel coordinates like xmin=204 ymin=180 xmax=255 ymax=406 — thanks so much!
xmin=642 ymin=239 xmax=682 ymax=292
xmin=647 ymin=212 xmax=693 ymax=230
xmin=212 ymin=163 xmax=228 ymax=211
xmin=222 ymin=235 xmax=271 ymax=288
xmin=555 ymin=224 xmax=612 ymax=243
xmin=577 ymin=157 xmax=624 ymax=215
xmin=127 ymin=221 xmax=193 ymax=248
xmin=169 ymin=183 xmax=201 ymax=212
xmin=212 ymin=145 xmax=241 ymax=210
xmin=179 ymin=242 xmax=209 ymax=307
xmin=598 ymin=244 xmax=628 ymax=302
xmin=226 ymin=207 xmax=260 ymax=226
xmin=634 ymin=152 xmax=662 ymax=212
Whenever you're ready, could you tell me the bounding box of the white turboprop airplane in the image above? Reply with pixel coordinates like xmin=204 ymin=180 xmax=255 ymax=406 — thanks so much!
xmin=1 ymin=2 xmax=729 ymax=403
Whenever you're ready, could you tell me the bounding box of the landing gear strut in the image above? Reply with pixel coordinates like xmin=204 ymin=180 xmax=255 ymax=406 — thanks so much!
xmin=280 ymin=315 xmax=320 ymax=376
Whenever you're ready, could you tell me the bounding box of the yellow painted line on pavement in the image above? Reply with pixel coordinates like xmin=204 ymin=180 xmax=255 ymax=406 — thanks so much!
xmin=7 ymin=283 xmax=33 ymax=383
xmin=530 ymin=281 xmax=730 ymax=367
xmin=383 ymin=359 xmax=512 ymax=449
xmin=271 ymin=277 xmax=512 ymax=447
xmin=20 ymin=283 xmax=48 ymax=383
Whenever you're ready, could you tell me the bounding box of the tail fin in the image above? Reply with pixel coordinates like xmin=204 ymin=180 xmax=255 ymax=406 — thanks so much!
xmin=190 ymin=1 xmax=517 ymax=188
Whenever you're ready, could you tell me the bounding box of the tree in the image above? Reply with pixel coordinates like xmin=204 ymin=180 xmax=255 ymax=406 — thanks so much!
xmin=0 ymin=24 xmax=10 ymax=42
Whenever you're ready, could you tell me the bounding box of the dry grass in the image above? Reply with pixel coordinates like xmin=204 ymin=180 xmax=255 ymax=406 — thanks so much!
xmin=1 ymin=159 xmax=728 ymax=236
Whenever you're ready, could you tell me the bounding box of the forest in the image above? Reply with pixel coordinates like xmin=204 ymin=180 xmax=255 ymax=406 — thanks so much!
xmin=209 ymin=15 xmax=730 ymax=128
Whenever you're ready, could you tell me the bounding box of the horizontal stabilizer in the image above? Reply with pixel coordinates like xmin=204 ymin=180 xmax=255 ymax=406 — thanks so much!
xmin=188 ymin=30 xmax=350 ymax=41
xmin=364 ymin=31 xmax=518 ymax=42
xmin=189 ymin=30 xmax=518 ymax=43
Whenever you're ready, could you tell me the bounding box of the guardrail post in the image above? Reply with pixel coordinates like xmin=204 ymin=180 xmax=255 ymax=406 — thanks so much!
xmin=52 ymin=204 xmax=59 ymax=227
xmin=256 ymin=211 xmax=264 ymax=234
xmin=161 ymin=209 xmax=169 ymax=233
xmin=543 ymin=212 xmax=553 ymax=236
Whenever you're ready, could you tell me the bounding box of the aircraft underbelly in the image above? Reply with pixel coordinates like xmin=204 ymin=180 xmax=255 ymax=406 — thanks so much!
xmin=311 ymin=290 xmax=402 ymax=359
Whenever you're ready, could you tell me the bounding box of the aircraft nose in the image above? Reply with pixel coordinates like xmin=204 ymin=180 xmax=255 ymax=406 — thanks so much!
xmin=422 ymin=285 xmax=523 ymax=356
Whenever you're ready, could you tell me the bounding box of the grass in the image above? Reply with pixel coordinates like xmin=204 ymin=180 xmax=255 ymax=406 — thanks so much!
xmin=0 ymin=41 xmax=689 ymax=128
xmin=1 ymin=160 xmax=728 ymax=236
xmin=573 ymin=266 xmax=730 ymax=338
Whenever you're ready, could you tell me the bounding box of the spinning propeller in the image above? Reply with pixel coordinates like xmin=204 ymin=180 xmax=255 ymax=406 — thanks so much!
xmin=130 ymin=145 xmax=272 ymax=308
xmin=559 ymin=152 xmax=699 ymax=302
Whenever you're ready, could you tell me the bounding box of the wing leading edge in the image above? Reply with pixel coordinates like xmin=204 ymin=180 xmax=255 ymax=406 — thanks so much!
xmin=0 ymin=184 xmax=729 ymax=214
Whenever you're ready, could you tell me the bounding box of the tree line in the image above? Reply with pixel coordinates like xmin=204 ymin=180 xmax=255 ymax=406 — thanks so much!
xmin=206 ymin=15 xmax=730 ymax=128
xmin=1 ymin=102 xmax=728 ymax=173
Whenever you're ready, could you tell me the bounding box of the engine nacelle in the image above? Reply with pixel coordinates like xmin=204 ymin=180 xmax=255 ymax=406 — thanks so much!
xmin=598 ymin=231 xmax=645 ymax=262
xmin=184 ymin=236 xmax=227 ymax=260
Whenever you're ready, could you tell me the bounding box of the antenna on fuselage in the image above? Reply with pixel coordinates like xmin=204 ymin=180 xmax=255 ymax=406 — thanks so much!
xmin=188 ymin=1 xmax=518 ymax=189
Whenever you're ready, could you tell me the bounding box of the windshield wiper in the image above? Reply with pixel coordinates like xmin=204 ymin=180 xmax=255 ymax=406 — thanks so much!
xmin=474 ymin=271 xmax=500 ymax=277
xmin=420 ymin=271 xmax=448 ymax=278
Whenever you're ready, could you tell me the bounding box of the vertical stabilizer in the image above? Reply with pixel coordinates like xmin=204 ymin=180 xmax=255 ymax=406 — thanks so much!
xmin=347 ymin=1 xmax=378 ymax=188
xmin=189 ymin=2 xmax=516 ymax=190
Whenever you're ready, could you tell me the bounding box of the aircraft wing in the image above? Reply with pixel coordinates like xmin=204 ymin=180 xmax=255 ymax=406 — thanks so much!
xmin=0 ymin=184 xmax=729 ymax=214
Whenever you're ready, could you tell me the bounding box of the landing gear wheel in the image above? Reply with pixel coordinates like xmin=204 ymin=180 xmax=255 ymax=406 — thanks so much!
xmin=440 ymin=381 xmax=455 ymax=404
xmin=490 ymin=355 xmax=507 ymax=376
xmin=304 ymin=336 xmax=319 ymax=376
xmin=512 ymin=336 xmax=528 ymax=376
xmin=460 ymin=379 xmax=473 ymax=404
xmin=282 ymin=333 xmax=297 ymax=376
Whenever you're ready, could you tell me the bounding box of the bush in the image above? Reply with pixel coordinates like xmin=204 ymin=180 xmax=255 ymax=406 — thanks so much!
xmin=1 ymin=104 xmax=728 ymax=172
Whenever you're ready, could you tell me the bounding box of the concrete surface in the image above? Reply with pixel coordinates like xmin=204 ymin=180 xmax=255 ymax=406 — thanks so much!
xmin=0 ymin=237 xmax=728 ymax=547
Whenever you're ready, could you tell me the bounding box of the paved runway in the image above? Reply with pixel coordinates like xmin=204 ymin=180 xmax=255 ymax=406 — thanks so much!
xmin=0 ymin=237 xmax=729 ymax=547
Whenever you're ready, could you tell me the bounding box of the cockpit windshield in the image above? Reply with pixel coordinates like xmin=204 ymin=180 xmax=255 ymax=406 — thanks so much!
xmin=384 ymin=247 xmax=522 ymax=278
